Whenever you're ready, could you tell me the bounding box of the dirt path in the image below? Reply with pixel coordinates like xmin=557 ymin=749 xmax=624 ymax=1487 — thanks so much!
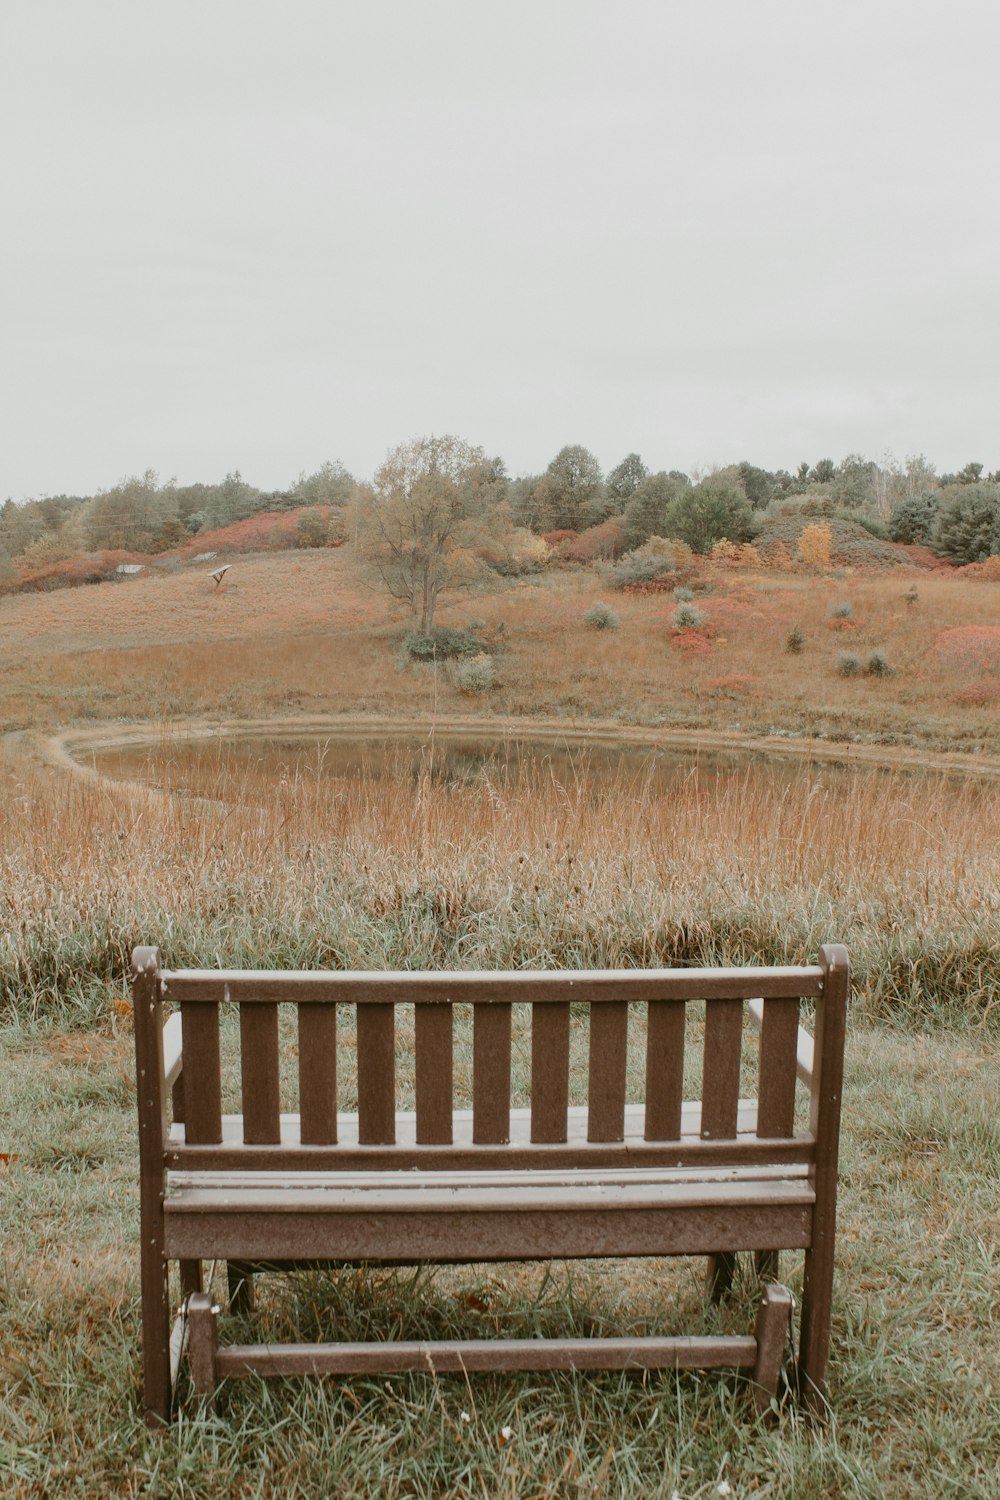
xmin=32 ymin=712 xmax=1000 ymax=785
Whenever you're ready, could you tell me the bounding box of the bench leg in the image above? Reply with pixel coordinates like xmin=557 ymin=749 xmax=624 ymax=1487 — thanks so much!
xmin=140 ymin=1243 xmax=172 ymax=1426
xmin=706 ymin=1252 xmax=738 ymax=1302
xmin=755 ymin=1250 xmax=779 ymax=1283
xmin=187 ymin=1292 xmax=218 ymax=1413
xmin=228 ymin=1261 xmax=255 ymax=1316
xmin=752 ymin=1283 xmax=792 ymax=1419
xmin=798 ymin=1243 xmax=834 ymax=1413
xmin=180 ymin=1260 xmax=203 ymax=1298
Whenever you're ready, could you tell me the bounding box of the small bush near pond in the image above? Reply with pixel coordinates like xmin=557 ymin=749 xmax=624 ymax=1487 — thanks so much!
xmin=455 ymin=654 xmax=495 ymax=694
xmin=583 ymin=600 xmax=620 ymax=630
xmin=866 ymin=648 xmax=894 ymax=677
xmin=403 ymin=626 xmax=488 ymax=661
xmin=837 ymin=652 xmax=862 ymax=677
xmin=671 ymin=602 xmax=705 ymax=630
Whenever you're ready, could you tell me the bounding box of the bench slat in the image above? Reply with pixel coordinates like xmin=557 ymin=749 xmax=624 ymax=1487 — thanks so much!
xmin=473 ymin=1003 xmax=511 ymax=1143
xmin=756 ymin=998 xmax=799 ymax=1139
xmin=357 ymin=1004 xmax=395 ymax=1145
xmin=415 ymin=1003 xmax=453 ymax=1145
xmin=298 ymin=1004 xmax=338 ymax=1145
xmin=531 ymin=1002 xmax=570 ymax=1143
xmin=163 ymin=965 xmax=825 ymax=1004
xmin=702 ymin=999 xmax=743 ymax=1140
xmin=240 ymin=1003 xmax=280 ymax=1145
xmin=645 ymin=1001 xmax=685 ymax=1141
xmin=180 ymin=1002 xmax=222 ymax=1145
xmin=588 ymin=1002 xmax=628 ymax=1142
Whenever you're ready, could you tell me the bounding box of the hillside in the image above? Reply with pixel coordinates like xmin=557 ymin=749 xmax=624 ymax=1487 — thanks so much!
xmin=1 ymin=545 xmax=998 ymax=756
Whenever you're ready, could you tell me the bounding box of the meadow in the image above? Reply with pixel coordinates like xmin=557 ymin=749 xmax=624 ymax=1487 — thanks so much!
xmin=1 ymin=550 xmax=998 ymax=1497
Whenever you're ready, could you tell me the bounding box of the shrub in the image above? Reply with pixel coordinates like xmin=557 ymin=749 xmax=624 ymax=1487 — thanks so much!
xmin=797 ymin=522 xmax=833 ymax=572
xmin=829 ymin=601 xmax=854 ymax=619
xmin=583 ymin=600 xmax=620 ymax=630
xmin=904 ymin=584 xmax=919 ymax=606
xmin=889 ymin=491 xmax=939 ymax=545
xmin=671 ymin=601 xmax=705 ymax=630
xmin=663 ymin=478 xmax=757 ymax=554
xmin=932 ymin=484 xmax=1000 ymax=563
xmin=785 ymin=624 xmax=806 ymax=654
xmin=837 ymin=652 xmax=862 ymax=677
xmin=295 ymin=508 xmax=328 ymax=547
xmin=403 ymin=626 xmax=486 ymax=661
xmin=603 ymin=541 xmax=676 ymax=590
xmin=560 ymin=518 xmax=625 ymax=563
xmin=866 ymin=649 xmax=893 ymax=677
xmin=454 ymin=654 xmax=495 ymax=694
xmin=672 ymin=586 xmax=694 ymax=601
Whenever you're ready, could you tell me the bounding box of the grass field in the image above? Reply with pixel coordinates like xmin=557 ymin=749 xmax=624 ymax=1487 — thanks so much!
xmin=1 ymin=549 xmax=998 ymax=1496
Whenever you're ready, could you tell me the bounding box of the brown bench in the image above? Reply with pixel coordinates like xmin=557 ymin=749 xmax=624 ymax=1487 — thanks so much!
xmin=132 ymin=944 xmax=848 ymax=1425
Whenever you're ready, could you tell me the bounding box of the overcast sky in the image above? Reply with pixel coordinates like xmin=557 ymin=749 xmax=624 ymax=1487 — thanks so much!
xmin=2 ymin=0 xmax=998 ymax=500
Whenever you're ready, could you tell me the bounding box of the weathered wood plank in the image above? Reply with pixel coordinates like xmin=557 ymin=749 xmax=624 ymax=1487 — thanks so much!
xmin=588 ymin=1002 xmax=628 ymax=1142
xmin=531 ymin=1002 xmax=570 ymax=1143
xmin=701 ymin=999 xmax=743 ymax=1140
xmin=756 ymin=998 xmax=799 ymax=1139
xmin=799 ymin=944 xmax=849 ymax=1411
xmin=298 ymin=1004 xmax=338 ymax=1145
xmin=357 ymin=1004 xmax=395 ymax=1145
xmin=215 ymin=1333 xmax=759 ymax=1378
xmin=415 ymin=1003 xmax=453 ymax=1145
xmin=747 ymin=997 xmax=814 ymax=1087
xmin=645 ymin=1001 xmax=685 ymax=1140
xmin=164 ymin=1199 xmax=814 ymax=1263
xmin=180 ymin=1002 xmax=222 ymax=1146
xmin=132 ymin=946 xmax=172 ymax=1425
xmin=239 ymin=1003 xmax=280 ymax=1145
xmin=752 ymin=1282 xmax=793 ymax=1417
xmin=163 ymin=966 xmax=824 ymax=1005
xmin=473 ymin=1003 xmax=511 ymax=1144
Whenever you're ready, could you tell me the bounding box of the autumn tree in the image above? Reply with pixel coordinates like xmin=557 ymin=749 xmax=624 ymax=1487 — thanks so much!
xmin=533 ymin=445 xmax=604 ymax=531
xmin=606 ymin=452 xmax=648 ymax=506
xmin=354 ymin=434 xmax=506 ymax=631
xmin=663 ymin=478 xmax=756 ymax=554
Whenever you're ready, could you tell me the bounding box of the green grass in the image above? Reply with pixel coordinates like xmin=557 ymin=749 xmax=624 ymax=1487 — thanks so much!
xmin=1 ymin=1020 xmax=997 ymax=1499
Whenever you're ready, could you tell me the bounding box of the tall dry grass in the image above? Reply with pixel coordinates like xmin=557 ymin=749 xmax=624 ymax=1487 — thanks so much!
xmin=3 ymin=744 xmax=997 ymax=1027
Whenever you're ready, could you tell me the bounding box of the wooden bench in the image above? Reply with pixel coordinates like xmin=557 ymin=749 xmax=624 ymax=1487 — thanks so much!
xmin=132 ymin=944 xmax=848 ymax=1425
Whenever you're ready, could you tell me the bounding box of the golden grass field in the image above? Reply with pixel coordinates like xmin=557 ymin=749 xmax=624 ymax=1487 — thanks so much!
xmin=1 ymin=548 xmax=999 ymax=754
xmin=1 ymin=546 xmax=998 ymax=1497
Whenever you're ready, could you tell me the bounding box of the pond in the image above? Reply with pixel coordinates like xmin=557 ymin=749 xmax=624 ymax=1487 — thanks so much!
xmin=87 ymin=728 xmax=901 ymax=803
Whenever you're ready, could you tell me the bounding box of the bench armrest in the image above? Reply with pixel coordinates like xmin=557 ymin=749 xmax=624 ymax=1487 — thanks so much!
xmin=162 ymin=1011 xmax=184 ymax=1091
xmin=746 ymin=998 xmax=814 ymax=1088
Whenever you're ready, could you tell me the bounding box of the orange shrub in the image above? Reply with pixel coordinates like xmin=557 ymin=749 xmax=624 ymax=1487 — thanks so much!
xmin=798 ymin=522 xmax=833 ymax=572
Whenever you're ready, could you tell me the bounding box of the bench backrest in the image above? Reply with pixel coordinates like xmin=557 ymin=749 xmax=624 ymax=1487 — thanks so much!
xmin=133 ymin=947 xmax=848 ymax=1174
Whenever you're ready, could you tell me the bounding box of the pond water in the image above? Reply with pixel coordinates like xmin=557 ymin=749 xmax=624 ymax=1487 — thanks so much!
xmin=88 ymin=729 xmax=892 ymax=802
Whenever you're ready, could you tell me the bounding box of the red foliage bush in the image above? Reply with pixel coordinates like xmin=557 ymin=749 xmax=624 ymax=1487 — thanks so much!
xmin=705 ymin=673 xmax=757 ymax=695
xmin=670 ymin=629 xmax=713 ymax=656
xmin=15 ymin=551 xmax=147 ymax=594
xmin=935 ymin=626 xmax=1000 ymax=670
xmin=559 ymin=519 xmax=625 ymax=564
xmin=174 ymin=506 xmax=344 ymax=560
xmin=954 ymin=681 xmax=1000 ymax=706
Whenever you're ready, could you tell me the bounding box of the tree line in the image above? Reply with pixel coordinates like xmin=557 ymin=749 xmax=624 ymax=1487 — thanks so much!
xmin=4 ymin=443 xmax=1000 ymax=593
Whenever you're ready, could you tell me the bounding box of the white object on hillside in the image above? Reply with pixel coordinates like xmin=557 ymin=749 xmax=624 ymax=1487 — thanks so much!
xmin=209 ymin=564 xmax=231 ymax=587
